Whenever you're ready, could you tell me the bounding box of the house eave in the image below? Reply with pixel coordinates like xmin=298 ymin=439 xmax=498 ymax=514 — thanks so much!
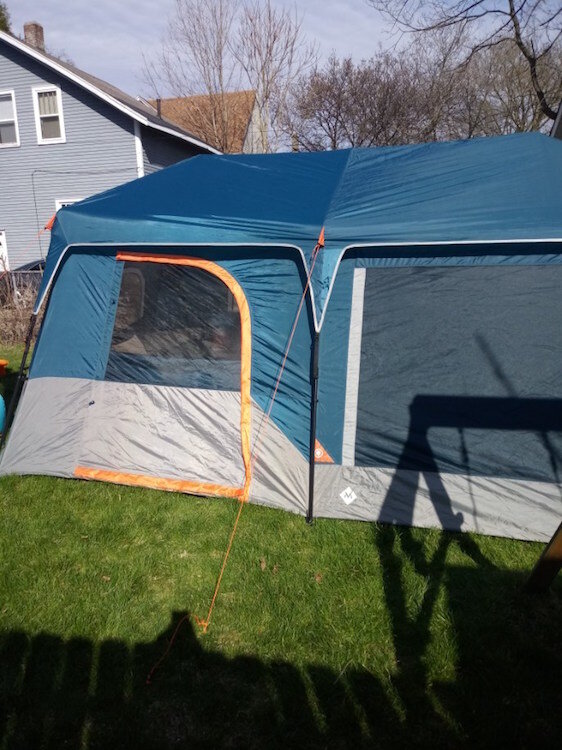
xmin=0 ymin=31 xmax=221 ymax=155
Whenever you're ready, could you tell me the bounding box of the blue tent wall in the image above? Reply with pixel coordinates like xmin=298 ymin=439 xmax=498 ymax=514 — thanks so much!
xmin=313 ymin=247 xmax=562 ymax=537
xmin=31 ymin=247 xmax=315 ymax=458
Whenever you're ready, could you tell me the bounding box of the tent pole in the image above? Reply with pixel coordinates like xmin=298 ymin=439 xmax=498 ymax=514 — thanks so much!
xmin=306 ymin=330 xmax=320 ymax=524
xmin=0 ymin=313 xmax=37 ymax=452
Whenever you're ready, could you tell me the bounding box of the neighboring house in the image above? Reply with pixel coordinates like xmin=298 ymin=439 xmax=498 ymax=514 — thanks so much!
xmin=0 ymin=23 xmax=218 ymax=270
xmin=551 ymin=102 xmax=562 ymax=139
xmin=149 ymin=90 xmax=266 ymax=154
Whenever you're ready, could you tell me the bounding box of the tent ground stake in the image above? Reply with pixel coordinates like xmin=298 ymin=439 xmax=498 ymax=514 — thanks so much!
xmin=307 ymin=330 xmax=320 ymax=524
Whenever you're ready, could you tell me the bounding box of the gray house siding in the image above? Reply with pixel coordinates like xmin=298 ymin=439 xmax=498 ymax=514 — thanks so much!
xmin=141 ymin=124 xmax=200 ymax=175
xmin=0 ymin=41 xmax=138 ymax=268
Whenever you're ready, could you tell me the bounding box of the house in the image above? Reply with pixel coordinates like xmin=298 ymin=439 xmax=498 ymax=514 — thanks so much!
xmin=0 ymin=23 xmax=218 ymax=271
xmin=149 ymin=90 xmax=266 ymax=154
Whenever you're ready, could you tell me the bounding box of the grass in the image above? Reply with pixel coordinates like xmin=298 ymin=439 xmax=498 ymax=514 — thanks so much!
xmin=0 ymin=346 xmax=561 ymax=748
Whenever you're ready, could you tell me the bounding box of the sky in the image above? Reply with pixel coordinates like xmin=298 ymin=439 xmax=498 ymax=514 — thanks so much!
xmin=8 ymin=0 xmax=390 ymax=97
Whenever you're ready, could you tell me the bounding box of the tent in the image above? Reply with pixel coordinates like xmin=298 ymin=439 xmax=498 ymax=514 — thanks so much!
xmin=1 ymin=132 xmax=561 ymax=541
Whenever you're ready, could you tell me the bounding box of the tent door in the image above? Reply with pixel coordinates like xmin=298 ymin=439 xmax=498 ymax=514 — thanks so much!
xmin=75 ymin=254 xmax=251 ymax=500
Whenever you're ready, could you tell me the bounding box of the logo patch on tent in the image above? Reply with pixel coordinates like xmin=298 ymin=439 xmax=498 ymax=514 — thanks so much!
xmin=314 ymin=439 xmax=334 ymax=463
xmin=340 ymin=486 xmax=357 ymax=505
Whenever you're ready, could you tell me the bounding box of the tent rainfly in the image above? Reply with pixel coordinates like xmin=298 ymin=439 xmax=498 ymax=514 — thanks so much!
xmin=1 ymin=132 xmax=561 ymax=541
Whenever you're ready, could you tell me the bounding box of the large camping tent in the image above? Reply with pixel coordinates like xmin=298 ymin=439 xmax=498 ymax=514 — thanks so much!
xmin=1 ymin=132 xmax=561 ymax=541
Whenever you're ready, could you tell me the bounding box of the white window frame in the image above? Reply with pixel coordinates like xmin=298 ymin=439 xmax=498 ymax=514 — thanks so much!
xmin=0 ymin=89 xmax=20 ymax=148
xmin=55 ymin=198 xmax=82 ymax=211
xmin=32 ymin=85 xmax=66 ymax=145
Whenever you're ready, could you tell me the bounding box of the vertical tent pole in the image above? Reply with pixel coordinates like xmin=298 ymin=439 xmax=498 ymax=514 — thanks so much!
xmin=0 ymin=313 xmax=37 ymax=452
xmin=307 ymin=329 xmax=320 ymax=524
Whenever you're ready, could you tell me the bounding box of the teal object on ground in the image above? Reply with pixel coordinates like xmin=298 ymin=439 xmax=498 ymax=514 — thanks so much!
xmin=0 ymin=394 xmax=5 ymax=435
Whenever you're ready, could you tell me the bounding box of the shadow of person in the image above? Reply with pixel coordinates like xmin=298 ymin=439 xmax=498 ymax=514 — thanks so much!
xmin=0 ymin=611 xmax=407 ymax=749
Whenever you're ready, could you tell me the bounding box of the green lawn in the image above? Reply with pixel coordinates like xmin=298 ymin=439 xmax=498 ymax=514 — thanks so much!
xmin=0 ymin=348 xmax=561 ymax=748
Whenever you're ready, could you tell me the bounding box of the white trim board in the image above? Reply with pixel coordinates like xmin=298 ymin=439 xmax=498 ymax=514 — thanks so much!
xmin=0 ymin=230 xmax=9 ymax=271
xmin=342 ymin=267 xmax=366 ymax=466
xmin=133 ymin=121 xmax=145 ymax=178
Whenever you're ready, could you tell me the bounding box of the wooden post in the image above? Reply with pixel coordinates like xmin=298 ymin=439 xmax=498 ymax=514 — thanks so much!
xmin=525 ymin=522 xmax=562 ymax=593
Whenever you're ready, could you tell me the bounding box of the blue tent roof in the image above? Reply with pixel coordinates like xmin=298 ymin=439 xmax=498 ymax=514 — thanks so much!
xmin=38 ymin=132 xmax=562 ymax=325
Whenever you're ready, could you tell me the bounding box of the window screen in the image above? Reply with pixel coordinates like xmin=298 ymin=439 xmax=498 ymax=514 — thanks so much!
xmin=35 ymin=88 xmax=63 ymax=141
xmin=106 ymin=262 xmax=241 ymax=390
xmin=354 ymin=264 xmax=562 ymax=482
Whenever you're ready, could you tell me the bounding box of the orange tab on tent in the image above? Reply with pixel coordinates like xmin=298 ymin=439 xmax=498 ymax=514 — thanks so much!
xmin=314 ymin=439 xmax=334 ymax=463
xmin=317 ymin=226 xmax=325 ymax=248
xmin=44 ymin=214 xmax=56 ymax=231
xmin=74 ymin=466 xmax=245 ymax=499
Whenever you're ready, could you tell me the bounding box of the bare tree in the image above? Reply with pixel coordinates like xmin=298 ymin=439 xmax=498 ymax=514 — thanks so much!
xmin=145 ymin=0 xmax=241 ymax=153
xmin=233 ymin=1 xmax=316 ymax=152
xmin=368 ymin=1 xmax=562 ymax=121
xmin=145 ymin=0 xmax=315 ymax=152
xmin=475 ymin=42 xmax=561 ymax=133
xmin=287 ymin=27 xmax=561 ymax=152
xmin=407 ymin=26 xmax=469 ymax=141
xmin=286 ymin=53 xmax=422 ymax=151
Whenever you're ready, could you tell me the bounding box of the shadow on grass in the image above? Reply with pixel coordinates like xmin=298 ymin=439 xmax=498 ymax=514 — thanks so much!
xmin=0 ymin=611 xmax=396 ymax=750
xmin=2 ymin=556 xmax=561 ymax=750
xmin=374 ymin=524 xmax=561 ymax=749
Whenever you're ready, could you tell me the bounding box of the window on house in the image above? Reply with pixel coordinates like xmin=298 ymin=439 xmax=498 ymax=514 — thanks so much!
xmin=55 ymin=198 xmax=82 ymax=211
xmin=0 ymin=91 xmax=20 ymax=147
xmin=33 ymin=87 xmax=65 ymax=143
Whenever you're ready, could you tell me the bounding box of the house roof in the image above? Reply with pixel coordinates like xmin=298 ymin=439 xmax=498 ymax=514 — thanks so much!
xmin=0 ymin=30 xmax=220 ymax=154
xmin=151 ymin=91 xmax=256 ymax=153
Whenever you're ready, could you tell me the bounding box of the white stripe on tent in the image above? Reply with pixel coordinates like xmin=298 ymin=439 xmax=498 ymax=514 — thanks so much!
xmin=317 ymin=237 xmax=562 ymax=331
xmin=36 ymin=237 xmax=562 ymax=332
xmin=342 ymin=267 xmax=366 ymax=466
xmin=34 ymin=241 xmax=320 ymax=330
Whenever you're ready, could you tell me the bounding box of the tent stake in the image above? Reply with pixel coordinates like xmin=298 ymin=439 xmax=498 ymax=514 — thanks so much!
xmin=307 ymin=330 xmax=320 ymax=524
xmin=0 ymin=313 xmax=37 ymax=452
